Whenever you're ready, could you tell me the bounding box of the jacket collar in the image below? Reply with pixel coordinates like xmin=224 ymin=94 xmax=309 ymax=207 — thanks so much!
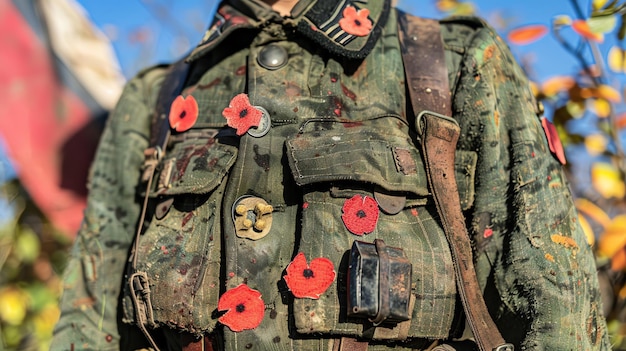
xmin=186 ymin=0 xmax=392 ymax=62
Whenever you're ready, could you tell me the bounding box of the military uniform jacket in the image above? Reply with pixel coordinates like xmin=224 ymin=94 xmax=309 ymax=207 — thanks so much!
xmin=51 ymin=0 xmax=611 ymax=350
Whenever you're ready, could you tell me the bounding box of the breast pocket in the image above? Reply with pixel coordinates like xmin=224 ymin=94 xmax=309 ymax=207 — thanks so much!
xmin=123 ymin=133 xmax=237 ymax=334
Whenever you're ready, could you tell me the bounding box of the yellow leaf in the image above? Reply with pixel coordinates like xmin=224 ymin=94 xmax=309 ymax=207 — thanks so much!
xmin=612 ymin=247 xmax=626 ymax=271
xmin=0 ymin=287 xmax=29 ymax=326
xmin=595 ymin=85 xmax=622 ymax=103
xmin=553 ymin=15 xmax=573 ymax=27
xmin=608 ymin=46 xmax=626 ymax=73
xmin=590 ymin=98 xmax=612 ymax=118
xmin=598 ymin=215 xmax=626 ymax=257
xmin=529 ymin=81 xmax=540 ymax=98
xmin=619 ymin=284 xmax=626 ymax=299
xmin=436 ymin=0 xmax=458 ymax=12
xmin=508 ymin=24 xmax=549 ymax=45
xmin=584 ymin=134 xmax=608 ymax=155
xmin=592 ymin=162 xmax=626 ymax=199
xmin=593 ymin=0 xmax=610 ymax=10
xmin=578 ymin=213 xmax=596 ymax=246
xmin=572 ymin=19 xmax=605 ymax=42
xmin=541 ymin=76 xmax=576 ymax=97
xmin=576 ymin=198 xmax=612 ymax=228
xmin=33 ymin=303 xmax=61 ymax=340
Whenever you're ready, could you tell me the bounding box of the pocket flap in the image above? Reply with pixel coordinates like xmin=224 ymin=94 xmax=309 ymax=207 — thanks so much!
xmin=151 ymin=135 xmax=238 ymax=196
xmin=285 ymin=125 xmax=430 ymax=197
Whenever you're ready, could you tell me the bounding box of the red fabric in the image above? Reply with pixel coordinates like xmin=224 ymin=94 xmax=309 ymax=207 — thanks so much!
xmin=217 ymin=284 xmax=264 ymax=332
xmin=339 ymin=6 xmax=372 ymax=37
xmin=222 ymin=94 xmax=262 ymax=135
xmin=169 ymin=95 xmax=198 ymax=132
xmin=541 ymin=117 xmax=567 ymax=165
xmin=284 ymin=252 xmax=336 ymax=299
xmin=0 ymin=1 xmax=98 ymax=237
xmin=341 ymin=194 xmax=379 ymax=235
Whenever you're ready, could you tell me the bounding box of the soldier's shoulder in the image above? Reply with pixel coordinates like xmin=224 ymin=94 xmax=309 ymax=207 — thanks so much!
xmin=438 ymin=16 xmax=492 ymax=54
xmin=128 ymin=63 xmax=171 ymax=93
xmin=115 ymin=63 xmax=172 ymax=111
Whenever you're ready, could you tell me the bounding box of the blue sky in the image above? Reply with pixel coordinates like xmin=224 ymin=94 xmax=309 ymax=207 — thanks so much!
xmin=75 ymin=0 xmax=590 ymax=81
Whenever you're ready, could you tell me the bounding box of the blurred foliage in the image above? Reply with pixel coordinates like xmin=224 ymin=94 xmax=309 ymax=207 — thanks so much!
xmin=438 ymin=0 xmax=626 ymax=348
xmin=0 ymin=181 xmax=70 ymax=350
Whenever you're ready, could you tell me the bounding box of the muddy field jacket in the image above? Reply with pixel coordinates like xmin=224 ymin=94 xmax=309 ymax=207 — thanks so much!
xmin=51 ymin=0 xmax=610 ymax=350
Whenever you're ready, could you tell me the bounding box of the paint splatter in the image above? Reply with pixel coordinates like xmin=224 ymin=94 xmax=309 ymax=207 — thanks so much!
xmin=551 ymin=234 xmax=579 ymax=250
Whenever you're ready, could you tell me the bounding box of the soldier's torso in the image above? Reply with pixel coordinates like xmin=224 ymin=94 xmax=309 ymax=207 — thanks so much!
xmin=122 ymin=7 xmax=480 ymax=350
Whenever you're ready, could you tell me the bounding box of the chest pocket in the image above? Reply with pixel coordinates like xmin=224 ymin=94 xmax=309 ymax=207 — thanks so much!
xmin=122 ymin=132 xmax=237 ymax=334
xmin=285 ymin=117 xmax=470 ymax=340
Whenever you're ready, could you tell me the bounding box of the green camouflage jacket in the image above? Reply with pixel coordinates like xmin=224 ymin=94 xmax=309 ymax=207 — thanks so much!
xmin=51 ymin=0 xmax=611 ymax=350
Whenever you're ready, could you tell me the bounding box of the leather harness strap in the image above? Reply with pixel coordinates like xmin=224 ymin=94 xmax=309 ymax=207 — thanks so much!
xmin=398 ymin=12 xmax=512 ymax=351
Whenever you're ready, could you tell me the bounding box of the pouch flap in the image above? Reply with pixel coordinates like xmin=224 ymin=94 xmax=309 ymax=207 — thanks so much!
xmin=285 ymin=126 xmax=430 ymax=197
xmin=150 ymin=135 xmax=238 ymax=196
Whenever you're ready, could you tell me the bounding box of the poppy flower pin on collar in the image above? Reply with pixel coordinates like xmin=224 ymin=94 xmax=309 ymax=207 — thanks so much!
xmin=169 ymin=95 xmax=199 ymax=132
xmin=222 ymin=94 xmax=263 ymax=136
xmin=339 ymin=6 xmax=373 ymax=37
xmin=217 ymin=284 xmax=265 ymax=332
xmin=342 ymin=194 xmax=379 ymax=235
xmin=284 ymin=252 xmax=336 ymax=299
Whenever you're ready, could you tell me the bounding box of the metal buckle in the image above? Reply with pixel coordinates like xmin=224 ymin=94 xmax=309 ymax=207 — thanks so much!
xmin=141 ymin=146 xmax=163 ymax=182
xmin=129 ymin=271 xmax=156 ymax=327
xmin=416 ymin=110 xmax=459 ymax=137
xmin=494 ymin=344 xmax=514 ymax=351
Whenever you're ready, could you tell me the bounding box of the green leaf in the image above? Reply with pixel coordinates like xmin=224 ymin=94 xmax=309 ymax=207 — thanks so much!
xmin=566 ymin=100 xmax=587 ymax=118
xmin=452 ymin=3 xmax=475 ymax=16
xmin=588 ymin=14 xmax=618 ymax=34
xmin=15 ymin=228 xmax=40 ymax=264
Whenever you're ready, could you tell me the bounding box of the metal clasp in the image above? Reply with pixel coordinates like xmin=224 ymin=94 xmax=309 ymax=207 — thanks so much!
xmin=494 ymin=344 xmax=514 ymax=351
xmin=416 ymin=110 xmax=459 ymax=137
xmin=141 ymin=146 xmax=163 ymax=182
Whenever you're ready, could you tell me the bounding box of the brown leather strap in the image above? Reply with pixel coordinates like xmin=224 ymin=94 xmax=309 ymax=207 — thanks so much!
xmin=398 ymin=13 xmax=451 ymax=117
xmin=398 ymin=12 xmax=512 ymax=351
xmin=181 ymin=334 xmax=215 ymax=351
xmin=333 ymin=337 xmax=369 ymax=351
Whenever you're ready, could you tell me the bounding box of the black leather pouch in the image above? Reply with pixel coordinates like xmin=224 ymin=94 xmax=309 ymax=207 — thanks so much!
xmin=347 ymin=239 xmax=412 ymax=325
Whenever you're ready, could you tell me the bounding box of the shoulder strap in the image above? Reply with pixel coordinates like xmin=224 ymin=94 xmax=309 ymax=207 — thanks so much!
xmin=398 ymin=11 xmax=513 ymax=351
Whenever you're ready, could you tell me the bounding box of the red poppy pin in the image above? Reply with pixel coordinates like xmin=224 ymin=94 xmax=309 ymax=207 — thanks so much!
xmin=342 ymin=194 xmax=379 ymax=235
xmin=222 ymin=94 xmax=263 ymax=136
xmin=169 ymin=95 xmax=199 ymax=132
xmin=217 ymin=284 xmax=265 ymax=332
xmin=541 ymin=117 xmax=567 ymax=165
xmin=284 ymin=252 xmax=336 ymax=299
xmin=339 ymin=6 xmax=373 ymax=37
